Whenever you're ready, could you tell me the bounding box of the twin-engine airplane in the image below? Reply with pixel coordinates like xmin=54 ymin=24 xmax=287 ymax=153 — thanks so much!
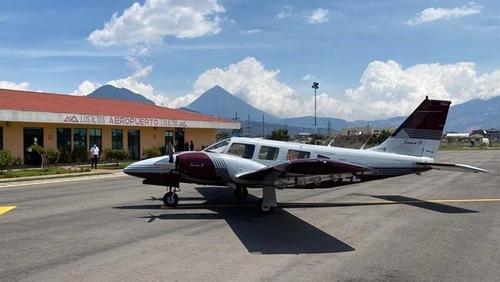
xmin=124 ymin=97 xmax=489 ymax=214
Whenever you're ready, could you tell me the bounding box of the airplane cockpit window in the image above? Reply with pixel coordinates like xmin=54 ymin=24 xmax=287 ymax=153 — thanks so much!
xmin=227 ymin=143 xmax=255 ymax=159
xmin=287 ymin=149 xmax=310 ymax=160
xmin=258 ymin=146 xmax=279 ymax=160
xmin=203 ymin=139 xmax=230 ymax=153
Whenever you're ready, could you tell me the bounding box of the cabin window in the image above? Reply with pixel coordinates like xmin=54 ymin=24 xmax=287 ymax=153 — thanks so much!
xmin=204 ymin=139 xmax=230 ymax=153
xmin=287 ymin=149 xmax=310 ymax=160
xmin=317 ymin=154 xmax=330 ymax=159
xmin=227 ymin=143 xmax=255 ymax=159
xmin=258 ymin=146 xmax=279 ymax=160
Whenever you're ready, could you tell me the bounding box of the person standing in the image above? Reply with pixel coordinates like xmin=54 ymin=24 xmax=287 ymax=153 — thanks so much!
xmin=90 ymin=144 xmax=99 ymax=169
xmin=189 ymin=140 xmax=194 ymax=151
xmin=166 ymin=142 xmax=175 ymax=163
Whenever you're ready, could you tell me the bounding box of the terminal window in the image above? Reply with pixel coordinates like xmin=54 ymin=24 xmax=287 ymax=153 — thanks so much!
xmin=57 ymin=128 xmax=71 ymax=153
xmin=112 ymin=129 xmax=123 ymax=150
xmin=89 ymin=128 xmax=102 ymax=150
xmin=73 ymin=128 xmax=87 ymax=152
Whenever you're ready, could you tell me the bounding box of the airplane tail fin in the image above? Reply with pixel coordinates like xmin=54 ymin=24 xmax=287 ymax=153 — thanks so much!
xmin=368 ymin=97 xmax=451 ymax=158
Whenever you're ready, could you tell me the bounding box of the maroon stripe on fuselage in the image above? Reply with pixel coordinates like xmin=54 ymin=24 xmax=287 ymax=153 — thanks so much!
xmin=176 ymin=152 xmax=221 ymax=183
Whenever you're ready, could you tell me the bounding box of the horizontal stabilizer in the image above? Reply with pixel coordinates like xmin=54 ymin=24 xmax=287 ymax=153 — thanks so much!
xmin=417 ymin=162 xmax=490 ymax=173
xmin=237 ymin=159 xmax=374 ymax=181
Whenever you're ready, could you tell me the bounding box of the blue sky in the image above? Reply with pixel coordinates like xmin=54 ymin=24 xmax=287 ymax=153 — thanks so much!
xmin=1 ymin=0 xmax=500 ymax=120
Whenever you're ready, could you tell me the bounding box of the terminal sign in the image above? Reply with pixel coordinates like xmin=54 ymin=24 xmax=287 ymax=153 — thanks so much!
xmin=63 ymin=114 xmax=187 ymax=127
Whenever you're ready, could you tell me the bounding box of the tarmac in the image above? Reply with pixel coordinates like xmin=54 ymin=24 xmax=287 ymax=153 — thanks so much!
xmin=0 ymin=150 xmax=499 ymax=281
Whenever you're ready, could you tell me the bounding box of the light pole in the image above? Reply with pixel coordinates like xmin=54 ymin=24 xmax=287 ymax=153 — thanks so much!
xmin=312 ymin=82 xmax=319 ymax=129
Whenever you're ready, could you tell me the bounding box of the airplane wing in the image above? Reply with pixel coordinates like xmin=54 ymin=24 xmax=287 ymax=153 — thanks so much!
xmin=236 ymin=159 xmax=374 ymax=181
xmin=417 ymin=162 xmax=490 ymax=173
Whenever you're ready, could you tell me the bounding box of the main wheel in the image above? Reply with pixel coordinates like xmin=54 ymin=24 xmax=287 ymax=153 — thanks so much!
xmin=257 ymin=198 xmax=275 ymax=215
xmin=233 ymin=186 xmax=249 ymax=200
xmin=163 ymin=192 xmax=179 ymax=207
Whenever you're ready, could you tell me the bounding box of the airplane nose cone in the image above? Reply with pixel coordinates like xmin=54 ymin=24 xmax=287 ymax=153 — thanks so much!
xmin=123 ymin=155 xmax=175 ymax=178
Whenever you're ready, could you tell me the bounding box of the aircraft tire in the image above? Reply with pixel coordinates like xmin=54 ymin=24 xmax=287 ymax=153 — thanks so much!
xmin=163 ymin=192 xmax=179 ymax=207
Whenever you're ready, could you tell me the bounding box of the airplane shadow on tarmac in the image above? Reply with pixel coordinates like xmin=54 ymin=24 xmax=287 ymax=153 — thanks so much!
xmin=115 ymin=188 xmax=478 ymax=254
xmin=115 ymin=187 xmax=355 ymax=255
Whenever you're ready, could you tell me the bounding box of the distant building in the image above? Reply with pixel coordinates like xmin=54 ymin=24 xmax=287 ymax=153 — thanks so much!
xmin=340 ymin=126 xmax=395 ymax=136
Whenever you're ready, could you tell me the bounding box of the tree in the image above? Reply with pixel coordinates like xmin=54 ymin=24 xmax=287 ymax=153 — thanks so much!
xmin=28 ymin=144 xmax=47 ymax=169
xmin=373 ymin=130 xmax=392 ymax=146
xmin=269 ymin=128 xmax=290 ymax=141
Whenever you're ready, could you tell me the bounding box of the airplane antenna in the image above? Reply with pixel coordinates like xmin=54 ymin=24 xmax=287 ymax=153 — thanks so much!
xmin=327 ymin=133 xmax=337 ymax=147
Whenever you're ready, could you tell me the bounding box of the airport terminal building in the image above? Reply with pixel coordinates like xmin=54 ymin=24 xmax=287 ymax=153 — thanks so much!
xmin=0 ymin=88 xmax=239 ymax=165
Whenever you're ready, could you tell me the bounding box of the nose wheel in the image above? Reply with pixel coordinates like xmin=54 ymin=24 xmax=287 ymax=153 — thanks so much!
xmin=163 ymin=191 xmax=179 ymax=207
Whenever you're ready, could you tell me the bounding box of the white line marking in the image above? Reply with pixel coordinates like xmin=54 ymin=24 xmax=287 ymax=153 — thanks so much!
xmin=0 ymin=173 xmax=128 ymax=188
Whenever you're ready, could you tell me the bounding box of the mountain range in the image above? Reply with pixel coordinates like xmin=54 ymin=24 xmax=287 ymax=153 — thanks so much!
xmin=185 ymin=86 xmax=500 ymax=133
xmin=87 ymin=84 xmax=500 ymax=133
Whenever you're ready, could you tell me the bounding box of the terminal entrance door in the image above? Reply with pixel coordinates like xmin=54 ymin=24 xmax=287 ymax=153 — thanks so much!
xmin=175 ymin=128 xmax=185 ymax=151
xmin=24 ymin=128 xmax=44 ymax=166
xmin=128 ymin=129 xmax=140 ymax=159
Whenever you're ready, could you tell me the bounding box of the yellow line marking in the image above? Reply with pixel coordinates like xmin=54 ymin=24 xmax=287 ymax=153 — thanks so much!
xmin=0 ymin=206 xmax=16 ymax=216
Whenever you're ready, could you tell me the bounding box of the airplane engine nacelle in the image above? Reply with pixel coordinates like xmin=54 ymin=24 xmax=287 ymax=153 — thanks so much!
xmin=176 ymin=152 xmax=221 ymax=183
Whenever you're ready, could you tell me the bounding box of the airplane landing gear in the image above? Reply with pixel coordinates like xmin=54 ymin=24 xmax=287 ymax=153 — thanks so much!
xmin=164 ymin=175 xmax=180 ymax=207
xmin=258 ymin=186 xmax=277 ymax=214
xmin=163 ymin=191 xmax=179 ymax=207
xmin=233 ymin=186 xmax=248 ymax=200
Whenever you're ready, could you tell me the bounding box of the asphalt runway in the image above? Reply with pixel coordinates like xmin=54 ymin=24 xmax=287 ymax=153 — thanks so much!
xmin=1 ymin=151 xmax=499 ymax=281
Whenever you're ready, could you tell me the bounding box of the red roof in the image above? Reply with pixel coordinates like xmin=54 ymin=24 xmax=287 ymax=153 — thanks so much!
xmin=0 ymin=88 xmax=236 ymax=124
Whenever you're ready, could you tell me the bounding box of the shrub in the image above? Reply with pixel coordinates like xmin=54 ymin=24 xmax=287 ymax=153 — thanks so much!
xmin=11 ymin=157 xmax=23 ymax=167
xmin=105 ymin=149 xmax=128 ymax=165
xmin=0 ymin=150 xmax=13 ymax=172
xmin=59 ymin=150 xmax=71 ymax=164
xmin=143 ymin=147 xmax=161 ymax=159
xmin=71 ymin=148 xmax=89 ymax=163
xmin=45 ymin=149 xmax=61 ymax=165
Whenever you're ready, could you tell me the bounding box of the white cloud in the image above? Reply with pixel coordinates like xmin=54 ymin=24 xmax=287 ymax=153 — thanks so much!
xmin=0 ymin=80 xmax=30 ymax=91
xmin=73 ymin=58 xmax=187 ymax=108
xmin=302 ymin=73 xmax=315 ymax=81
xmin=245 ymin=28 xmax=262 ymax=34
xmin=406 ymin=2 xmax=482 ymax=26
xmin=72 ymin=80 xmax=102 ymax=96
xmin=72 ymin=58 xmax=500 ymax=121
xmin=191 ymin=57 xmax=302 ymax=116
xmin=88 ymin=0 xmax=225 ymax=47
xmin=307 ymin=8 xmax=329 ymax=24
xmin=277 ymin=6 xmax=292 ymax=19
xmin=186 ymin=58 xmax=500 ymax=121
xmin=342 ymin=60 xmax=499 ymax=120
